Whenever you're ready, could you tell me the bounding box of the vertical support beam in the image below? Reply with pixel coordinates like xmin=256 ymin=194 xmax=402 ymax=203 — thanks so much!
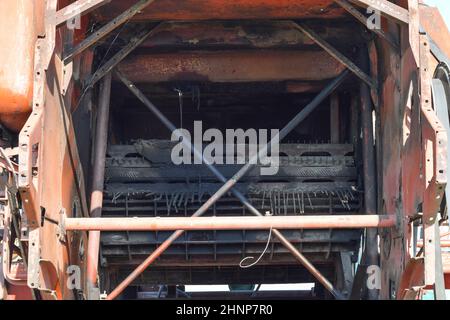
xmin=85 ymin=73 xmax=112 ymax=299
xmin=359 ymin=47 xmax=379 ymax=300
xmin=420 ymin=34 xmax=447 ymax=299
xmin=330 ymin=93 xmax=340 ymax=144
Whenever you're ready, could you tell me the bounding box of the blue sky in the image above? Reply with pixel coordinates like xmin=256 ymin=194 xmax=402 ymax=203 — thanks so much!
xmin=426 ymin=0 xmax=450 ymax=29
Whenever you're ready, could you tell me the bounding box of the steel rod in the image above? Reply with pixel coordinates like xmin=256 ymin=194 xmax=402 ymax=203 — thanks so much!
xmin=110 ymin=70 xmax=349 ymax=300
xmin=85 ymin=73 xmax=112 ymax=296
xmin=348 ymin=0 xmax=409 ymax=25
xmin=65 ymin=215 xmax=396 ymax=231
xmin=359 ymin=47 xmax=379 ymax=300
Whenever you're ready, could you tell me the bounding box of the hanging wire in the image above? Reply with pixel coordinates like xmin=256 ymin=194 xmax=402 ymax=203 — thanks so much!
xmin=239 ymin=225 xmax=273 ymax=269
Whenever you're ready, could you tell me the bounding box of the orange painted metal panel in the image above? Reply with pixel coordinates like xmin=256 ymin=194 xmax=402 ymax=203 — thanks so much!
xmin=419 ymin=5 xmax=450 ymax=61
xmin=0 ymin=0 xmax=44 ymax=132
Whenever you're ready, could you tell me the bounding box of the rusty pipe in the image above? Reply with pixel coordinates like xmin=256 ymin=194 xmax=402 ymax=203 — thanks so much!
xmin=104 ymin=214 xmax=395 ymax=300
xmin=85 ymin=73 xmax=112 ymax=293
xmin=64 ymin=215 xmax=396 ymax=231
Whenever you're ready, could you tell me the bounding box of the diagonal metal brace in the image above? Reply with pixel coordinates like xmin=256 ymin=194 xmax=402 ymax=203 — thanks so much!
xmin=63 ymin=0 xmax=157 ymax=62
xmin=55 ymin=0 xmax=111 ymax=27
xmin=349 ymin=0 xmax=409 ymax=25
xmin=334 ymin=0 xmax=399 ymax=51
xmin=107 ymin=70 xmax=350 ymax=300
xmin=84 ymin=23 xmax=163 ymax=90
xmin=294 ymin=22 xmax=378 ymax=90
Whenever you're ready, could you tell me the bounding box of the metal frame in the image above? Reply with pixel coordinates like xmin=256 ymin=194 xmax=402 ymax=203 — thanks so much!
xmin=68 ymin=6 xmax=397 ymax=299
xmin=84 ymin=23 xmax=163 ymax=90
xmin=26 ymin=0 xmax=421 ymax=300
xmin=294 ymin=23 xmax=378 ymax=90
xmin=98 ymin=69 xmax=351 ymax=300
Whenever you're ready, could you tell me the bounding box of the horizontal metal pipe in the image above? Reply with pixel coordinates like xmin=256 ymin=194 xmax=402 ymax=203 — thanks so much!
xmin=64 ymin=215 xmax=396 ymax=231
xmin=117 ymin=50 xmax=346 ymax=83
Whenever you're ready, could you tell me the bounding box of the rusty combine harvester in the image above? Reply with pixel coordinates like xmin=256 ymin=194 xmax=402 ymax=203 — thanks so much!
xmin=0 ymin=0 xmax=449 ymax=300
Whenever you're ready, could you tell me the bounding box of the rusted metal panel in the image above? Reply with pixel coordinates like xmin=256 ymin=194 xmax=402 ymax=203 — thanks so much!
xmin=419 ymin=4 xmax=450 ymax=61
xmin=137 ymin=21 xmax=365 ymax=50
xmin=14 ymin=0 xmax=90 ymax=300
xmin=378 ymin=14 xmax=415 ymax=299
xmin=118 ymin=50 xmax=347 ymax=83
xmin=95 ymin=0 xmax=346 ymax=21
xmin=0 ymin=0 xmax=45 ymax=132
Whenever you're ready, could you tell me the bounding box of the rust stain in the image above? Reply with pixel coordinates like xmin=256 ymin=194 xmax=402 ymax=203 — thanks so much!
xmin=96 ymin=0 xmax=345 ymax=21
xmin=0 ymin=0 xmax=44 ymax=132
xmin=118 ymin=50 xmax=346 ymax=83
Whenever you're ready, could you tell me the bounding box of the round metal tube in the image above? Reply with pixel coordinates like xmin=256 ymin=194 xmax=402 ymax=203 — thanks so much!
xmin=65 ymin=215 xmax=396 ymax=231
xmin=86 ymin=73 xmax=112 ymax=289
xmin=359 ymin=47 xmax=379 ymax=300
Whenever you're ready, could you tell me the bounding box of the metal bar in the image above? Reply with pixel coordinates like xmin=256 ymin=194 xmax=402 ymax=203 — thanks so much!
xmin=109 ymin=70 xmax=350 ymax=300
xmin=63 ymin=0 xmax=157 ymax=62
xmin=85 ymin=73 xmax=112 ymax=296
xmin=349 ymin=0 xmax=409 ymax=24
xmin=294 ymin=23 xmax=377 ymax=90
xmin=84 ymin=24 xmax=162 ymax=90
xmin=330 ymin=93 xmax=340 ymax=144
xmin=334 ymin=0 xmax=399 ymax=50
xmin=65 ymin=215 xmax=396 ymax=231
xmin=55 ymin=0 xmax=110 ymax=26
xmin=359 ymin=47 xmax=379 ymax=300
